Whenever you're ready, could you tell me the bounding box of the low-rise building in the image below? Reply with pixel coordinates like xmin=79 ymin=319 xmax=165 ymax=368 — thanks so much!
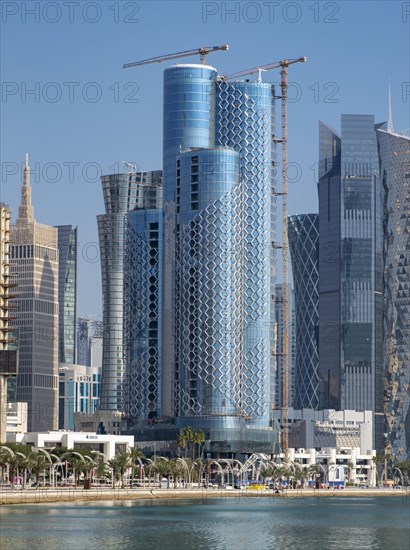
xmin=6 ymin=402 xmax=27 ymax=440
xmin=74 ymin=409 xmax=123 ymax=435
xmin=11 ymin=430 xmax=133 ymax=461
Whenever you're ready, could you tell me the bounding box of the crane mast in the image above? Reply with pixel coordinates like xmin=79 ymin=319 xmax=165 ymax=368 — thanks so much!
xmin=123 ymin=45 xmax=229 ymax=69
xmin=223 ymin=56 xmax=306 ymax=464
xmin=280 ymin=62 xmax=289 ymax=464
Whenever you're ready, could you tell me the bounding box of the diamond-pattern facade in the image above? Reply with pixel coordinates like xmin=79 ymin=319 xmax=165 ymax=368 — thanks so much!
xmin=378 ymin=129 xmax=410 ymax=461
xmin=124 ymin=208 xmax=162 ymax=421
xmin=288 ymin=214 xmax=319 ymax=409
xmin=216 ymin=81 xmax=275 ymax=426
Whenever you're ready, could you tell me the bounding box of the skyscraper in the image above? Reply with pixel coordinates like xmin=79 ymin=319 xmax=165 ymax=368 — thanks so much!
xmin=56 ymin=225 xmax=77 ymax=364
xmin=77 ymin=317 xmax=103 ymax=368
xmin=123 ymin=179 xmax=163 ymax=423
xmin=318 ymin=116 xmax=383 ymax=432
xmin=97 ymin=171 xmax=161 ymax=411
xmin=288 ymin=213 xmax=319 ymax=409
xmin=377 ymin=128 xmax=410 ymax=461
xmin=159 ymin=64 xmax=276 ymax=450
xmin=10 ymin=156 xmax=59 ymax=432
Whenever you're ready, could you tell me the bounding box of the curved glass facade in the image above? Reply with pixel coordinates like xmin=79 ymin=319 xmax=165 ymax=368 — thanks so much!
xmin=216 ymin=80 xmax=275 ymax=427
xmin=162 ymin=65 xmax=217 ymax=417
xmin=124 ymin=207 xmax=163 ymax=422
xmin=174 ymin=148 xmax=242 ymax=428
xmin=98 ymin=171 xmax=161 ymax=411
xmin=288 ymin=214 xmax=319 ymax=409
xmin=378 ymin=129 xmax=410 ymax=461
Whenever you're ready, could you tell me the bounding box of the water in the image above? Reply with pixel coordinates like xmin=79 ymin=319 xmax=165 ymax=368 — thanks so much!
xmin=1 ymin=495 xmax=409 ymax=550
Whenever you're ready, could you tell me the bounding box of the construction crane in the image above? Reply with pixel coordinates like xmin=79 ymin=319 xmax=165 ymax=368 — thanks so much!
xmin=223 ymin=56 xmax=307 ymax=464
xmin=123 ymin=45 xmax=229 ymax=69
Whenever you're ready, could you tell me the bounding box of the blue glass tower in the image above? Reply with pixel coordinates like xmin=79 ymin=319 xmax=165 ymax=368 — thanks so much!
xmin=216 ymin=80 xmax=275 ymax=428
xmin=159 ymin=64 xmax=277 ymax=453
xmin=174 ymin=147 xmax=242 ymax=429
xmin=124 ymin=184 xmax=163 ymax=422
xmin=318 ymin=115 xmax=383 ymax=424
xmin=288 ymin=214 xmax=319 ymax=409
xmin=56 ymin=225 xmax=77 ymax=364
xmin=162 ymin=65 xmax=217 ymax=417
xmin=98 ymin=171 xmax=161 ymax=411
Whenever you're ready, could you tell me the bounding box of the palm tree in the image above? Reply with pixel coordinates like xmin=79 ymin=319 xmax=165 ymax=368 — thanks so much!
xmin=168 ymin=459 xmax=183 ymax=488
xmin=128 ymin=448 xmax=145 ymax=486
xmin=28 ymin=452 xmax=49 ymax=487
xmin=192 ymin=430 xmax=205 ymax=460
xmin=112 ymin=452 xmax=131 ymax=489
xmin=152 ymin=457 xmax=169 ymax=486
xmin=108 ymin=456 xmax=120 ymax=488
xmin=372 ymin=453 xmax=384 ymax=485
xmin=344 ymin=461 xmax=354 ymax=485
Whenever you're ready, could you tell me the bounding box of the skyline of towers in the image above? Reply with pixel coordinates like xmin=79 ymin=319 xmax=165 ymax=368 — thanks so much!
xmin=10 ymin=156 xmax=59 ymax=432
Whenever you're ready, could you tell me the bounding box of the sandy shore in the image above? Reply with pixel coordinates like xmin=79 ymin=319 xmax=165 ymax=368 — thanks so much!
xmin=1 ymin=487 xmax=408 ymax=505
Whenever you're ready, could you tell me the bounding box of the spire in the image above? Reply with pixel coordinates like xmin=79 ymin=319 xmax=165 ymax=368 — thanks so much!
xmin=16 ymin=153 xmax=34 ymax=224
xmin=387 ymin=80 xmax=394 ymax=133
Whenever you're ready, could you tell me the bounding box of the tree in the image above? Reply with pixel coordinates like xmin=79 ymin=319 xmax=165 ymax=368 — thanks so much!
xmin=152 ymin=457 xmax=169 ymax=485
xmin=167 ymin=460 xmax=182 ymax=488
xmin=115 ymin=453 xmax=131 ymax=489
xmin=372 ymin=453 xmax=385 ymax=485
xmin=108 ymin=456 xmax=120 ymax=488
xmin=28 ymin=452 xmax=49 ymax=487
xmin=128 ymin=448 xmax=145 ymax=485
xmin=192 ymin=430 xmax=205 ymax=460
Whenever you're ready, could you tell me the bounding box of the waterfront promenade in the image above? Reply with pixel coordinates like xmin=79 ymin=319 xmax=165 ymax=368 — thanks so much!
xmin=1 ymin=486 xmax=407 ymax=505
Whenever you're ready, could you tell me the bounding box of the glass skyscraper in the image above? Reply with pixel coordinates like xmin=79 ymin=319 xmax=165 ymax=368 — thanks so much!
xmin=160 ymin=64 xmax=276 ymax=452
xmin=98 ymin=171 xmax=161 ymax=411
xmin=56 ymin=225 xmax=77 ymax=364
xmin=124 ymin=182 xmax=163 ymax=423
xmin=318 ymin=116 xmax=383 ymax=440
xmin=378 ymin=128 xmax=410 ymax=461
xmin=288 ymin=214 xmax=319 ymax=409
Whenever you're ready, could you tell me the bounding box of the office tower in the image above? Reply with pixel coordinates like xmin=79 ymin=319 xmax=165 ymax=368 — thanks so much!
xmin=274 ymin=283 xmax=295 ymax=410
xmin=56 ymin=225 xmax=77 ymax=364
xmin=318 ymin=116 xmax=383 ymax=421
xmin=377 ymin=128 xmax=410 ymax=461
xmin=10 ymin=156 xmax=59 ymax=432
xmin=77 ymin=317 xmax=103 ymax=367
xmin=288 ymin=213 xmax=319 ymax=409
xmin=123 ymin=181 xmax=163 ymax=423
xmin=215 ymin=79 xmax=276 ymax=428
xmin=97 ymin=171 xmax=162 ymax=411
xmin=160 ymin=64 xmax=276 ymax=447
xmin=161 ymin=64 xmax=217 ymax=418
xmin=58 ymin=363 xmax=101 ymax=430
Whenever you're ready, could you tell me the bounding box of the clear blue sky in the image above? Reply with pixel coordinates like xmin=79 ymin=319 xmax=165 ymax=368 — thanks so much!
xmin=1 ymin=0 xmax=409 ymax=316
